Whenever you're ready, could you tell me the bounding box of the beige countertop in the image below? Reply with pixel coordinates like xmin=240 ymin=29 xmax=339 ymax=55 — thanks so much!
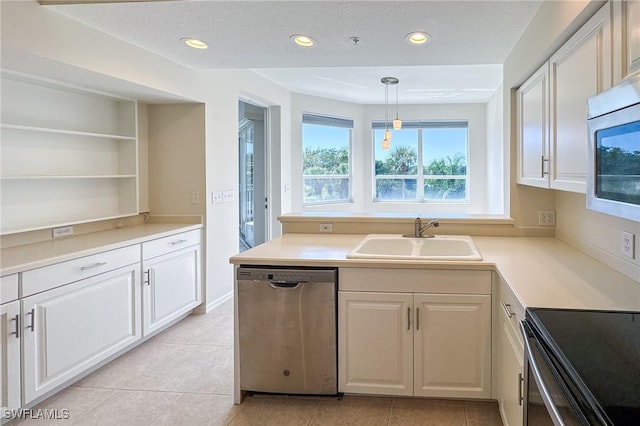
xmin=230 ymin=233 xmax=640 ymax=311
xmin=0 ymin=223 xmax=203 ymax=276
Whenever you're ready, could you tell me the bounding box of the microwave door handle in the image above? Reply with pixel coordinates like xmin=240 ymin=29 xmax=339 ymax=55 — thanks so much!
xmin=519 ymin=321 xmax=566 ymax=426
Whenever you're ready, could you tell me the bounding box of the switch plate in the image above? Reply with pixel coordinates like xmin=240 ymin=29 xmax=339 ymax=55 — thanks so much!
xmin=621 ymin=231 xmax=635 ymax=260
xmin=191 ymin=191 xmax=200 ymax=204
xmin=538 ymin=210 xmax=556 ymax=226
xmin=52 ymin=225 xmax=74 ymax=238
xmin=223 ymin=190 xmax=235 ymax=202
xmin=319 ymin=223 xmax=333 ymax=232
xmin=212 ymin=191 xmax=223 ymax=204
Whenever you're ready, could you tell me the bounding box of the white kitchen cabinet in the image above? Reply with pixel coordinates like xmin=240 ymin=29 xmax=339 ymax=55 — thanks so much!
xmin=628 ymin=0 xmax=640 ymax=74
xmin=414 ymin=293 xmax=491 ymax=398
xmin=22 ymin=264 xmax=141 ymax=404
xmin=338 ymin=268 xmax=492 ymax=399
xmin=497 ymin=277 xmax=525 ymax=426
xmin=338 ymin=292 xmax=413 ymax=396
xmin=0 ymin=71 xmax=138 ymax=235
xmin=141 ymin=230 xmax=202 ymax=336
xmin=548 ymin=3 xmax=611 ymax=193
xmin=1 ymin=300 xmax=21 ymax=417
xmin=517 ymin=3 xmax=612 ymax=193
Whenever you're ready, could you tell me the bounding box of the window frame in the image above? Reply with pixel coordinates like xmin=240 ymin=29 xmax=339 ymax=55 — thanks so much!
xmin=302 ymin=113 xmax=354 ymax=206
xmin=372 ymin=120 xmax=470 ymax=203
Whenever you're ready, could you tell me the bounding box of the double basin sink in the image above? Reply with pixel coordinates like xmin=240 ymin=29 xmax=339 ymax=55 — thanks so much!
xmin=347 ymin=234 xmax=482 ymax=261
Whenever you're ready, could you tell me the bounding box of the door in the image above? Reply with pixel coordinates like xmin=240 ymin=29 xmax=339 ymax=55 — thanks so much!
xmin=1 ymin=301 xmax=21 ymax=415
xmin=22 ymin=265 xmax=141 ymax=404
xmin=413 ymin=293 xmax=491 ymax=398
xmin=238 ymin=100 xmax=268 ymax=251
xmin=338 ymin=291 xmax=413 ymax=396
xmin=142 ymin=245 xmax=201 ymax=336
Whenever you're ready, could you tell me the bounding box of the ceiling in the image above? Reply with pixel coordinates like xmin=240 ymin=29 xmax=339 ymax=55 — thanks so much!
xmin=44 ymin=0 xmax=544 ymax=104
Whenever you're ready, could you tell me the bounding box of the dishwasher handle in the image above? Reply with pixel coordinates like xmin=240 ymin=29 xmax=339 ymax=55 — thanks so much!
xmin=269 ymin=281 xmax=304 ymax=289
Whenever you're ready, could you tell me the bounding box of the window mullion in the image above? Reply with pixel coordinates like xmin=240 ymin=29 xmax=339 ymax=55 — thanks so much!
xmin=417 ymin=129 xmax=424 ymax=201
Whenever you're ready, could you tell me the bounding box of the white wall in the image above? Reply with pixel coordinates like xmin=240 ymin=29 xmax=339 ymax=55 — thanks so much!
xmin=486 ymin=85 xmax=505 ymax=215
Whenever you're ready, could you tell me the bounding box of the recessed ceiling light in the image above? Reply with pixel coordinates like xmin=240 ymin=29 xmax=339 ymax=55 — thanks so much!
xmin=405 ymin=32 xmax=431 ymax=46
xmin=181 ymin=38 xmax=208 ymax=50
xmin=290 ymin=34 xmax=316 ymax=48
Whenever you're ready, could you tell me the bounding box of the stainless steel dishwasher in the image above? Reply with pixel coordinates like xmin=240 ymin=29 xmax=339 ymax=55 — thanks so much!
xmin=237 ymin=266 xmax=337 ymax=395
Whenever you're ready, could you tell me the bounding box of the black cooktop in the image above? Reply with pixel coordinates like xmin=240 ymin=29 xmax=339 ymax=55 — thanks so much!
xmin=527 ymin=308 xmax=640 ymax=425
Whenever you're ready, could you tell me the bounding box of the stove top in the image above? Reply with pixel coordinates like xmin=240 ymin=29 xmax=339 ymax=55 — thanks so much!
xmin=527 ymin=308 xmax=640 ymax=425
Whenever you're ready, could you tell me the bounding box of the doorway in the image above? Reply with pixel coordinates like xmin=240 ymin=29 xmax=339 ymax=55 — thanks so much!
xmin=238 ymin=101 xmax=268 ymax=251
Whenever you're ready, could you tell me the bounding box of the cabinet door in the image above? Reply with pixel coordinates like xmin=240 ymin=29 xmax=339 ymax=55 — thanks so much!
xmin=414 ymin=293 xmax=491 ymax=398
xmin=338 ymin=291 xmax=413 ymax=396
xmin=517 ymin=63 xmax=550 ymax=188
xmin=22 ymin=265 xmax=141 ymax=404
xmin=628 ymin=0 xmax=640 ymax=74
xmin=499 ymin=320 xmax=524 ymax=426
xmin=1 ymin=301 xmax=21 ymax=414
xmin=142 ymin=244 xmax=201 ymax=336
xmin=549 ymin=3 xmax=612 ymax=193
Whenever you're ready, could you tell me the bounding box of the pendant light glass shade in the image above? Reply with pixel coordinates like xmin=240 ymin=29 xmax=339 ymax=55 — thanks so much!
xmin=381 ymin=77 xmax=400 ymax=149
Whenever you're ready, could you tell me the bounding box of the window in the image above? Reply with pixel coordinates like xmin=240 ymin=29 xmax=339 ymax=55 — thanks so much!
xmin=302 ymin=113 xmax=353 ymax=204
xmin=373 ymin=121 xmax=469 ymax=202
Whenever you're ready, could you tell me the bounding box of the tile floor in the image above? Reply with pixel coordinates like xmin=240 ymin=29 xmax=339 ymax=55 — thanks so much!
xmin=11 ymin=299 xmax=503 ymax=426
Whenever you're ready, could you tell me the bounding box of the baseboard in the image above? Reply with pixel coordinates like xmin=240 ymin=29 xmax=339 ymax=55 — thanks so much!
xmin=200 ymin=291 xmax=233 ymax=314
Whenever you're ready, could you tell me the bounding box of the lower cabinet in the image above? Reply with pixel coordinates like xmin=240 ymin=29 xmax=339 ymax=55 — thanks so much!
xmin=339 ymin=290 xmax=491 ymax=398
xmin=141 ymin=234 xmax=201 ymax=336
xmin=497 ymin=277 xmax=525 ymax=426
xmin=1 ymin=300 xmax=21 ymax=416
xmin=21 ymin=264 xmax=141 ymax=404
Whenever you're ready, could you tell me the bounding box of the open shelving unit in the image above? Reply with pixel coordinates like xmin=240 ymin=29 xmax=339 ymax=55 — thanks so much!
xmin=0 ymin=72 xmax=139 ymax=235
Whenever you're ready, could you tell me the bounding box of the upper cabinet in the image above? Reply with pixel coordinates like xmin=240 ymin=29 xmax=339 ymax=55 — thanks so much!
xmin=0 ymin=72 xmax=139 ymax=235
xmin=627 ymin=0 xmax=640 ymax=75
xmin=517 ymin=3 xmax=612 ymax=193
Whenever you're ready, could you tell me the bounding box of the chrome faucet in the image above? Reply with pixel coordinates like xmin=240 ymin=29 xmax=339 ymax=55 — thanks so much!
xmin=408 ymin=217 xmax=439 ymax=238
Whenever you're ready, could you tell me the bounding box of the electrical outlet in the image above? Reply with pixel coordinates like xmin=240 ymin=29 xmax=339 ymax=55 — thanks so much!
xmin=223 ymin=190 xmax=235 ymax=202
xmin=191 ymin=191 xmax=200 ymax=204
xmin=319 ymin=223 xmax=333 ymax=233
xmin=52 ymin=225 xmax=74 ymax=238
xmin=538 ymin=210 xmax=556 ymax=226
xmin=621 ymin=231 xmax=635 ymax=260
xmin=212 ymin=191 xmax=223 ymax=204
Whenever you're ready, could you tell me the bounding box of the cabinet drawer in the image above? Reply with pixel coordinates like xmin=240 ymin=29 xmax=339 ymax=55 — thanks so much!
xmin=498 ymin=274 xmax=525 ymax=341
xmin=339 ymin=268 xmax=491 ymax=294
xmin=142 ymin=229 xmax=201 ymax=260
xmin=1 ymin=273 xmax=19 ymax=303
xmin=22 ymin=245 xmax=141 ymax=297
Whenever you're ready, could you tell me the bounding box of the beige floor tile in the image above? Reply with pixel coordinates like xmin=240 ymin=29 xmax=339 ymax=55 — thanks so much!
xmin=229 ymin=394 xmax=320 ymax=426
xmin=68 ymin=389 xmax=182 ymax=425
xmin=150 ymin=393 xmax=239 ymax=426
xmin=310 ymin=395 xmax=392 ymax=425
xmin=464 ymin=401 xmax=503 ymax=426
xmin=75 ymin=343 xmax=233 ymax=395
xmin=389 ymin=397 xmax=467 ymax=426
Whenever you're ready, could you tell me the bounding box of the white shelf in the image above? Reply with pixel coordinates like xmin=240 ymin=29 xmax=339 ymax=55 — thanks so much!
xmin=0 ymin=72 xmax=139 ymax=235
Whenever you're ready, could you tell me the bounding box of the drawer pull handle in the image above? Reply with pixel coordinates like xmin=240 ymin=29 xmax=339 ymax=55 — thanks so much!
xmin=416 ymin=307 xmax=420 ymax=331
xmin=518 ymin=372 xmax=524 ymax=406
xmin=170 ymin=239 xmax=188 ymax=246
xmin=27 ymin=308 xmax=35 ymax=332
xmin=10 ymin=314 xmax=19 ymax=338
xmin=80 ymin=262 xmax=108 ymax=271
xmin=501 ymin=302 xmax=515 ymax=319
xmin=407 ymin=307 xmax=411 ymax=330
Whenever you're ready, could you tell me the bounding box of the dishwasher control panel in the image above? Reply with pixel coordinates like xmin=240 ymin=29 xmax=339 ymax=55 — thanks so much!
xmin=236 ymin=267 xmax=337 ymax=284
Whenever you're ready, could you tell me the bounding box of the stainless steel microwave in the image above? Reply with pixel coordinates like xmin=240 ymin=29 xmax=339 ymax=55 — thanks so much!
xmin=586 ymin=71 xmax=640 ymax=222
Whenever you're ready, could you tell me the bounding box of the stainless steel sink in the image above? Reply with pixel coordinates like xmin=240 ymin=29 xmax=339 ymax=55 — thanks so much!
xmin=347 ymin=234 xmax=482 ymax=261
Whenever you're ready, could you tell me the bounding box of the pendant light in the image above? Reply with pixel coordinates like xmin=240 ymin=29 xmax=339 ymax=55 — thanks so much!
xmin=381 ymin=77 xmax=400 ymax=150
